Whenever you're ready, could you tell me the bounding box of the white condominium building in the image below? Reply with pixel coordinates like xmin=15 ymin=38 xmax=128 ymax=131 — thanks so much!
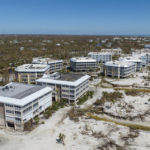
xmin=132 ymin=52 xmax=150 ymax=66
xmin=36 ymin=72 xmax=90 ymax=102
xmin=0 ymin=82 xmax=52 ymax=131
xmin=15 ymin=64 xmax=50 ymax=84
xmin=104 ymin=61 xmax=136 ymax=78
xmin=119 ymin=56 xmax=142 ymax=71
xmin=88 ymin=52 xmax=112 ymax=63
xmin=70 ymin=57 xmax=97 ymax=71
xmin=32 ymin=57 xmax=63 ymax=73
xmin=101 ymin=48 xmax=122 ymax=55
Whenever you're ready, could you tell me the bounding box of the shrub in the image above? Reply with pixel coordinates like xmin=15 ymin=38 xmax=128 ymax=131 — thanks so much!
xmin=58 ymin=133 xmax=65 ymax=145
xmin=77 ymin=91 xmax=94 ymax=105
xmin=68 ymin=107 xmax=87 ymax=122
xmin=41 ymin=121 xmax=45 ymax=124
xmin=125 ymin=89 xmax=139 ymax=96
xmin=43 ymin=99 xmax=68 ymax=119
xmin=94 ymin=91 xmax=123 ymax=106
xmin=34 ymin=116 xmax=40 ymax=125
xmin=24 ymin=120 xmax=33 ymax=131
xmin=87 ymin=112 xmax=150 ymax=131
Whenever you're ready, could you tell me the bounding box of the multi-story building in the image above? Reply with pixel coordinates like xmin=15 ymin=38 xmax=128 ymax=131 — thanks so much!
xmin=15 ymin=64 xmax=50 ymax=84
xmin=88 ymin=52 xmax=112 ymax=63
xmin=132 ymin=52 xmax=150 ymax=66
xmin=103 ymin=61 xmax=136 ymax=78
xmin=70 ymin=57 xmax=97 ymax=71
xmin=32 ymin=57 xmax=63 ymax=73
xmin=101 ymin=48 xmax=122 ymax=55
xmin=0 ymin=82 xmax=52 ymax=130
xmin=36 ymin=72 xmax=90 ymax=102
xmin=119 ymin=56 xmax=142 ymax=71
xmin=145 ymin=44 xmax=150 ymax=48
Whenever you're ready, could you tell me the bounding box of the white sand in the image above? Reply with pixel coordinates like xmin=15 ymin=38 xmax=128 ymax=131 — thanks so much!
xmin=1 ymin=87 xmax=150 ymax=150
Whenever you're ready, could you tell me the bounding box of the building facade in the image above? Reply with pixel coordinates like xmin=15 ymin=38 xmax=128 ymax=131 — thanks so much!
xmin=70 ymin=57 xmax=97 ymax=71
xmin=101 ymin=48 xmax=122 ymax=55
xmin=36 ymin=72 xmax=90 ymax=102
xmin=119 ymin=57 xmax=142 ymax=71
xmin=32 ymin=57 xmax=63 ymax=73
xmin=103 ymin=61 xmax=136 ymax=78
xmin=15 ymin=64 xmax=50 ymax=84
xmin=0 ymin=82 xmax=52 ymax=131
xmin=88 ymin=52 xmax=112 ymax=63
xmin=132 ymin=52 xmax=150 ymax=66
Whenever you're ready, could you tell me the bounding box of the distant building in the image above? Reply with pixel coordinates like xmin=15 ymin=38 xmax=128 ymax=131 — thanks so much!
xmin=70 ymin=57 xmax=97 ymax=72
xmin=103 ymin=61 xmax=136 ymax=78
xmin=36 ymin=72 xmax=90 ymax=102
xmin=88 ymin=52 xmax=112 ymax=63
xmin=15 ymin=64 xmax=50 ymax=84
xmin=119 ymin=56 xmax=142 ymax=71
xmin=96 ymin=43 xmax=102 ymax=47
xmin=145 ymin=44 xmax=150 ymax=48
xmin=132 ymin=52 xmax=150 ymax=66
xmin=131 ymin=48 xmax=150 ymax=54
xmin=32 ymin=57 xmax=63 ymax=73
xmin=0 ymin=82 xmax=52 ymax=130
xmin=101 ymin=48 xmax=122 ymax=55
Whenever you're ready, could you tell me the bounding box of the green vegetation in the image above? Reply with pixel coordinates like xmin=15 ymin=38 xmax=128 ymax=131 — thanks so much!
xmin=87 ymin=113 xmax=150 ymax=131
xmin=115 ymin=88 xmax=150 ymax=96
xmin=24 ymin=120 xmax=33 ymax=131
xmin=112 ymin=54 xmax=120 ymax=61
xmin=33 ymin=116 xmax=40 ymax=125
xmin=68 ymin=107 xmax=88 ymax=122
xmin=77 ymin=91 xmax=94 ymax=105
xmin=58 ymin=133 xmax=65 ymax=145
xmin=124 ymin=89 xmax=139 ymax=96
xmin=43 ymin=99 xmax=68 ymax=119
xmin=95 ymin=91 xmax=123 ymax=105
xmin=0 ymin=35 xmax=146 ymax=85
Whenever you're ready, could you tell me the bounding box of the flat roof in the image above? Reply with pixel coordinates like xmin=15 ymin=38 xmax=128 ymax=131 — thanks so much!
xmin=0 ymin=82 xmax=52 ymax=106
xmin=15 ymin=64 xmax=50 ymax=72
xmin=36 ymin=73 xmax=90 ymax=86
xmin=70 ymin=57 xmax=96 ymax=62
xmin=101 ymin=48 xmax=122 ymax=51
xmin=32 ymin=57 xmax=63 ymax=64
xmin=105 ymin=61 xmax=135 ymax=67
xmin=58 ymin=73 xmax=84 ymax=81
xmin=119 ymin=57 xmax=142 ymax=63
xmin=88 ymin=52 xmax=112 ymax=55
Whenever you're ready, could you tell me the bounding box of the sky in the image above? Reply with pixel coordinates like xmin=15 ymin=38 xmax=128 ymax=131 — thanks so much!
xmin=0 ymin=0 xmax=150 ymax=35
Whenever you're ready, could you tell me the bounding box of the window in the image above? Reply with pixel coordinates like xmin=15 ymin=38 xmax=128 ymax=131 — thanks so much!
xmin=6 ymin=110 xmax=14 ymax=114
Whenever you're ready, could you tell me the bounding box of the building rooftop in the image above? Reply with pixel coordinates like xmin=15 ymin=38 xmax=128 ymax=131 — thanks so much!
xmin=105 ymin=61 xmax=135 ymax=67
xmin=0 ymin=82 xmax=52 ymax=106
xmin=70 ymin=57 xmax=96 ymax=62
xmin=32 ymin=57 xmax=63 ymax=65
xmin=119 ymin=56 xmax=142 ymax=63
xmin=36 ymin=72 xmax=90 ymax=86
xmin=15 ymin=64 xmax=50 ymax=72
xmin=43 ymin=72 xmax=84 ymax=81
xmin=88 ymin=52 xmax=112 ymax=55
xmin=101 ymin=48 xmax=122 ymax=51
xmin=0 ymin=82 xmax=44 ymax=99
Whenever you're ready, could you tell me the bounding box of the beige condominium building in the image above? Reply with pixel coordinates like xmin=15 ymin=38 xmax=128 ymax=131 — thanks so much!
xmin=15 ymin=64 xmax=50 ymax=84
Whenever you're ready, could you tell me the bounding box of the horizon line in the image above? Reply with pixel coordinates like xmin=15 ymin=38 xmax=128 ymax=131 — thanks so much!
xmin=0 ymin=34 xmax=150 ymax=37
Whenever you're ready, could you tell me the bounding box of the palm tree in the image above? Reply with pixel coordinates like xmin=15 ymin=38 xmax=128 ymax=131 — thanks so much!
xmin=59 ymin=133 xmax=65 ymax=145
